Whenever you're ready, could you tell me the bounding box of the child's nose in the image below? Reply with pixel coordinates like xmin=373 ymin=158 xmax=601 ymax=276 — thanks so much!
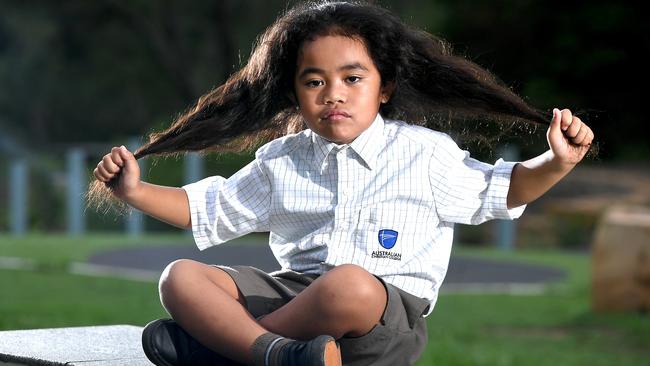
xmin=322 ymin=82 xmax=346 ymax=104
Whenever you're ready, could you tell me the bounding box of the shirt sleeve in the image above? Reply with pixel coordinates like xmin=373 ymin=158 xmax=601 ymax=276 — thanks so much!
xmin=182 ymin=159 xmax=271 ymax=250
xmin=429 ymin=134 xmax=526 ymax=225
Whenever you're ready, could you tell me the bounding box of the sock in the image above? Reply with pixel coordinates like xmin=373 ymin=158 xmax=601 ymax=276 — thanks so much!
xmin=250 ymin=332 xmax=291 ymax=366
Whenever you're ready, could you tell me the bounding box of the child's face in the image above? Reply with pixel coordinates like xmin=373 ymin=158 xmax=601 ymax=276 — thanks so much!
xmin=294 ymin=35 xmax=390 ymax=144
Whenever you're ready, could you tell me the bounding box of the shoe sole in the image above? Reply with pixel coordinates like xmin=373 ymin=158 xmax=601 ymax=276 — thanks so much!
xmin=323 ymin=338 xmax=342 ymax=366
xmin=142 ymin=319 xmax=176 ymax=366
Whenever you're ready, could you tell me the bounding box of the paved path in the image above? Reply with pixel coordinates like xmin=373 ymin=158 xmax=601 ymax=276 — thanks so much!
xmin=0 ymin=325 xmax=151 ymax=365
xmin=86 ymin=240 xmax=567 ymax=293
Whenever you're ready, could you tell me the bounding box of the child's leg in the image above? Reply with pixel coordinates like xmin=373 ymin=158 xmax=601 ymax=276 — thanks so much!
xmin=259 ymin=264 xmax=387 ymax=340
xmin=159 ymin=261 xmax=386 ymax=364
xmin=158 ymin=259 xmax=267 ymax=364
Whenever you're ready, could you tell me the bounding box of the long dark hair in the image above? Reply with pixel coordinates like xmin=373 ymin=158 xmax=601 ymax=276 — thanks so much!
xmin=89 ymin=0 xmax=549 ymax=210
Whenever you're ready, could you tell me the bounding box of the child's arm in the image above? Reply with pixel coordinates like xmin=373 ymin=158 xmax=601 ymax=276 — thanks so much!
xmin=507 ymin=108 xmax=594 ymax=209
xmin=93 ymin=146 xmax=191 ymax=229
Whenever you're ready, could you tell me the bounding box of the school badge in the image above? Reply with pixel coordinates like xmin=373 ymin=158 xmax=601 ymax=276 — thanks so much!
xmin=372 ymin=229 xmax=402 ymax=261
xmin=378 ymin=229 xmax=398 ymax=249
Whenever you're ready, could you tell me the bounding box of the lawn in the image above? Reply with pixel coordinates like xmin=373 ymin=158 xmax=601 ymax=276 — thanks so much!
xmin=0 ymin=234 xmax=187 ymax=330
xmin=1 ymin=235 xmax=649 ymax=365
xmin=418 ymin=248 xmax=650 ymax=366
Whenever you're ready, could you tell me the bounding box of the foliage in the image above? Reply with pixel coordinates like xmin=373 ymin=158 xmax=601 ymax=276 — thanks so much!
xmin=0 ymin=0 xmax=647 ymax=160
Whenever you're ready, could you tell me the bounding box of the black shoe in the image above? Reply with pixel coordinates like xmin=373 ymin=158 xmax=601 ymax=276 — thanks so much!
xmin=141 ymin=318 xmax=243 ymax=366
xmin=272 ymin=335 xmax=341 ymax=366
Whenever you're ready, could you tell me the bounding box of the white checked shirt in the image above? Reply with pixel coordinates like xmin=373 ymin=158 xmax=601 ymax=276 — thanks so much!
xmin=184 ymin=114 xmax=525 ymax=313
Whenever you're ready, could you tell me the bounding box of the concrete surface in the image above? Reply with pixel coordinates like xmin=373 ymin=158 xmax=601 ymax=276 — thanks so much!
xmin=0 ymin=325 xmax=152 ymax=366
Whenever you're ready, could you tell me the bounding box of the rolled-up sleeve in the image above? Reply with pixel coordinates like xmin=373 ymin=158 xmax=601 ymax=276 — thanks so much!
xmin=182 ymin=159 xmax=271 ymax=250
xmin=429 ymin=134 xmax=526 ymax=225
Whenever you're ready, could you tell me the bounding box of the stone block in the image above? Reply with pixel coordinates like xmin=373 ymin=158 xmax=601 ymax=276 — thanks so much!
xmin=592 ymin=205 xmax=650 ymax=312
xmin=0 ymin=325 xmax=152 ymax=365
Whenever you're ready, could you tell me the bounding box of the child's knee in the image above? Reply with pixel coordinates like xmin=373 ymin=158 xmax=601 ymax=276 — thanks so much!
xmin=158 ymin=260 xmax=243 ymax=306
xmin=318 ymin=264 xmax=387 ymax=315
xmin=328 ymin=263 xmax=372 ymax=279
xmin=158 ymin=259 xmax=206 ymax=297
xmin=329 ymin=264 xmax=384 ymax=292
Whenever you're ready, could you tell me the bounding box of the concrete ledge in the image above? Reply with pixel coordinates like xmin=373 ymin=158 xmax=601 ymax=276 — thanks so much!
xmin=0 ymin=325 xmax=153 ymax=365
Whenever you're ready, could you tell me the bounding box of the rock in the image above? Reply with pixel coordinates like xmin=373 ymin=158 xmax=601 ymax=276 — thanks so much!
xmin=592 ymin=205 xmax=650 ymax=312
xmin=0 ymin=325 xmax=152 ymax=365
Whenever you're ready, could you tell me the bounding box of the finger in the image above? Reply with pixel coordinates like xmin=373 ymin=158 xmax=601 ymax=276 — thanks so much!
xmin=95 ymin=163 xmax=113 ymax=181
xmin=93 ymin=167 xmax=107 ymax=182
xmin=549 ymin=108 xmax=562 ymax=136
xmin=565 ymin=116 xmax=582 ymax=139
xmin=110 ymin=146 xmax=125 ymax=167
xmin=571 ymin=125 xmax=589 ymax=145
xmin=117 ymin=145 xmax=137 ymax=167
xmin=560 ymin=109 xmax=573 ymax=131
xmin=583 ymin=126 xmax=595 ymax=146
xmin=101 ymin=154 xmax=121 ymax=174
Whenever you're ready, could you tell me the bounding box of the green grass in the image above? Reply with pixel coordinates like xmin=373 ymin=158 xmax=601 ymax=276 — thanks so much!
xmin=415 ymin=247 xmax=650 ymax=366
xmin=1 ymin=235 xmax=649 ymax=365
xmin=0 ymin=234 xmax=188 ymax=330
xmin=0 ymin=233 xmax=192 ymax=268
xmin=0 ymin=269 xmax=168 ymax=330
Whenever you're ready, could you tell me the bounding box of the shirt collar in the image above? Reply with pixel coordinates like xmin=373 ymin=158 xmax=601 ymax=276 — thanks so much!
xmin=348 ymin=113 xmax=384 ymax=170
xmin=310 ymin=113 xmax=385 ymax=173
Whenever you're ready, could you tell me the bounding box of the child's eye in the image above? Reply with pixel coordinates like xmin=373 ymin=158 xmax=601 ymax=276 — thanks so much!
xmin=346 ymin=76 xmax=361 ymax=83
xmin=305 ymin=80 xmax=324 ymax=88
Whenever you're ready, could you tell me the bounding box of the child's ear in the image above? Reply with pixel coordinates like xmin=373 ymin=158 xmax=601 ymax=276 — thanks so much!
xmin=381 ymin=81 xmax=396 ymax=103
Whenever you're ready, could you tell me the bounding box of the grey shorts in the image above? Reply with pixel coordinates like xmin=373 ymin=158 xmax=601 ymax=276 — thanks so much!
xmin=217 ymin=265 xmax=430 ymax=366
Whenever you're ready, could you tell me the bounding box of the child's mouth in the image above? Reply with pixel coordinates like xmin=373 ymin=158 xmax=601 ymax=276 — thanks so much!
xmin=321 ymin=109 xmax=351 ymax=121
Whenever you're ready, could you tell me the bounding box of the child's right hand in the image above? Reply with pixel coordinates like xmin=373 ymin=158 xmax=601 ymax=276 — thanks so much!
xmin=93 ymin=146 xmax=141 ymax=200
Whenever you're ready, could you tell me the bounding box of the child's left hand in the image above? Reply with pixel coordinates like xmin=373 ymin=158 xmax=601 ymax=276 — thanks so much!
xmin=547 ymin=108 xmax=594 ymax=166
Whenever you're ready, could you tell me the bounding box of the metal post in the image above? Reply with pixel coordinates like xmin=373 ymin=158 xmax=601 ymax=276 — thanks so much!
xmin=184 ymin=153 xmax=204 ymax=185
xmin=183 ymin=153 xmax=203 ymax=236
xmin=126 ymin=138 xmax=144 ymax=236
xmin=67 ymin=148 xmax=86 ymax=235
xmin=9 ymin=159 xmax=28 ymax=235
xmin=495 ymin=144 xmax=519 ymax=251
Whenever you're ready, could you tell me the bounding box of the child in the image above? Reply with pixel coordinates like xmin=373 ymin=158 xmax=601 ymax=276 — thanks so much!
xmin=90 ymin=2 xmax=593 ymax=366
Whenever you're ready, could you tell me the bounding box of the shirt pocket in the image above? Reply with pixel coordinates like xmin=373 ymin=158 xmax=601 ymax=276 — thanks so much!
xmin=354 ymin=204 xmax=410 ymax=256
